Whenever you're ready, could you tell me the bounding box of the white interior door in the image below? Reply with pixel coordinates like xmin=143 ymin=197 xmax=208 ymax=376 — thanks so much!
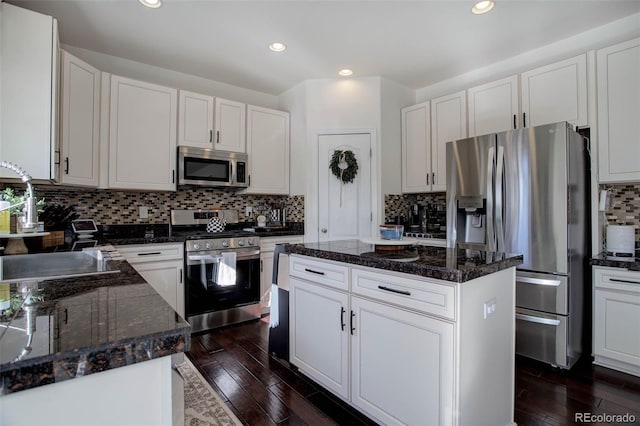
xmin=318 ymin=133 xmax=372 ymax=242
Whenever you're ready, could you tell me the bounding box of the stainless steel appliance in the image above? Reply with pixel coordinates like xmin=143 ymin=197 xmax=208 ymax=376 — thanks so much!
xmin=446 ymin=122 xmax=589 ymax=369
xmin=177 ymin=146 xmax=248 ymax=188
xmin=171 ymin=209 xmax=260 ymax=332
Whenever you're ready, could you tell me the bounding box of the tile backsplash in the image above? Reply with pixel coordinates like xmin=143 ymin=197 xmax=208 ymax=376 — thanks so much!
xmin=384 ymin=192 xmax=446 ymax=228
xmin=25 ymin=186 xmax=304 ymax=225
xmin=601 ymin=183 xmax=640 ymax=243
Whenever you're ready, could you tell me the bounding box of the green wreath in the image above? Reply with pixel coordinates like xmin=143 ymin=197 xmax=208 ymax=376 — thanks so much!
xmin=329 ymin=150 xmax=358 ymax=184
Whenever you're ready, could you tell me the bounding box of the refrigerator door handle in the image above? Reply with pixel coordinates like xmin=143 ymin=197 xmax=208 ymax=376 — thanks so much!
xmin=495 ymin=145 xmax=505 ymax=252
xmin=486 ymin=146 xmax=496 ymax=251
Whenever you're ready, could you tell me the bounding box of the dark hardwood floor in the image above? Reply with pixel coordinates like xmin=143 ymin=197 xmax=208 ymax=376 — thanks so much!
xmin=187 ymin=317 xmax=640 ymax=425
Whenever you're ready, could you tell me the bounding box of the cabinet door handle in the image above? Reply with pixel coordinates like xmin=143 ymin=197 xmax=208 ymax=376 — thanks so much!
xmin=432 ymin=172 xmax=435 ymax=185
xmin=610 ymin=278 xmax=640 ymax=285
xmin=340 ymin=307 xmax=346 ymax=331
xmin=209 ymin=130 xmax=213 ymax=143
xmin=216 ymin=130 xmax=220 ymax=144
xmin=179 ymin=268 xmax=183 ymax=284
xmin=426 ymin=173 xmax=429 ymax=185
xmin=260 ymin=260 xmax=263 ymax=272
xmin=63 ymin=308 xmax=68 ymax=324
xmin=513 ymin=114 xmax=517 ymax=129
xmin=138 ymin=252 xmax=162 ymax=256
xmin=64 ymin=157 xmax=69 ymax=174
xmin=523 ymin=112 xmax=527 ymax=128
xmin=172 ymin=170 xmax=175 ymax=184
xmin=350 ymin=310 xmax=355 ymax=335
xmin=378 ymin=285 xmax=411 ymax=296
xmin=304 ymin=268 xmax=325 ymax=276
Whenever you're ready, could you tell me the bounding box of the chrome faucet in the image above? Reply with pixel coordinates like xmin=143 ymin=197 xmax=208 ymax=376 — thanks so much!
xmin=0 ymin=161 xmax=39 ymax=233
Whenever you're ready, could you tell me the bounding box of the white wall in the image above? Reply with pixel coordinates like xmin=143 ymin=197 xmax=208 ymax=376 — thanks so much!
xmin=63 ymin=45 xmax=279 ymax=108
xmin=278 ymin=81 xmax=307 ymax=196
xmin=380 ymin=77 xmax=415 ymax=195
xmin=280 ymin=77 xmax=384 ymax=196
xmin=416 ymin=12 xmax=640 ymax=101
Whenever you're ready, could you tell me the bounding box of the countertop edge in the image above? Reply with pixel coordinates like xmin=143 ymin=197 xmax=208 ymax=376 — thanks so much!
xmin=285 ymin=243 xmax=523 ymax=283
xmin=0 ymin=254 xmax=192 ymax=396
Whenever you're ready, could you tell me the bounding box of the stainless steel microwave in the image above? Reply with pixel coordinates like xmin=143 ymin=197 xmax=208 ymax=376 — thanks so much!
xmin=177 ymin=146 xmax=248 ymax=188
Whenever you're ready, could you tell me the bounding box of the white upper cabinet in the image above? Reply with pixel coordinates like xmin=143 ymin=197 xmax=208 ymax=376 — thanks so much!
xmin=178 ymin=90 xmax=214 ymax=149
xmin=245 ymin=105 xmax=290 ymax=194
xmin=431 ymin=91 xmax=467 ymax=192
xmin=214 ymin=97 xmax=246 ymax=153
xmin=401 ymin=102 xmax=431 ymax=193
xmin=467 ymin=75 xmax=519 ymax=137
xmin=108 ymin=75 xmax=177 ymax=191
xmin=0 ymin=3 xmax=59 ymax=181
xmin=60 ymin=51 xmax=101 ymax=187
xmin=520 ymin=54 xmax=588 ymax=128
xmin=597 ymin=38 xmax=640 ymax=183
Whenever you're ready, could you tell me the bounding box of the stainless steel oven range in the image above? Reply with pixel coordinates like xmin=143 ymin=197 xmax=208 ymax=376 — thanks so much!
xmin=171 ymin=209 xmax=261 ymax=333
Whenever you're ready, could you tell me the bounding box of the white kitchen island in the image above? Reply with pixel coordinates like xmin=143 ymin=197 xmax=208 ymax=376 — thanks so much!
xmin=285 ymin=240 xmax=522 ymax=426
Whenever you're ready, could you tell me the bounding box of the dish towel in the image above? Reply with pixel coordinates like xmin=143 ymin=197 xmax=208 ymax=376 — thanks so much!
xmin=269 ymin=244 xmax=287 ymax=328
xmin=188 ymin=254 xmax=222 ymax=289
xmin=216 ymin=251 xmax=237 ymax=287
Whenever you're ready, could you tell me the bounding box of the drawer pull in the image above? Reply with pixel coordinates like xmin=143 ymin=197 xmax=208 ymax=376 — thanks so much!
xmin=517 ymin=277 xmax=561 ymax=287
xmin=138 ymin=252 xmax=162 ymax=256
xmin=378 ymin=285 xmax=411 ymax=296
xmin=610 ymin=278 xmax=640 ymax=285
xmin=516 ymin=313 xmax=560 ymax=326
xmin=304 ymin=268 xmax=325 ymax=276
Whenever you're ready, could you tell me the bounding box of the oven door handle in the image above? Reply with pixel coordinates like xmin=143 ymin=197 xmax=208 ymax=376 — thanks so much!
xmin=187 ymin=254 xmax=222 ymax=265
xmin=236 ymin=250 xmax=260 ymax=260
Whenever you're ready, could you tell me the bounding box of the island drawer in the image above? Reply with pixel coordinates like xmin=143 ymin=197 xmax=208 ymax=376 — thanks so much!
xmin=289 ymin=255 xmax=349 ymax=291
xmin=593 ymin=267 xmax=640 ymax=293
xmin=352 ymin=267 xmax=456 ymax=320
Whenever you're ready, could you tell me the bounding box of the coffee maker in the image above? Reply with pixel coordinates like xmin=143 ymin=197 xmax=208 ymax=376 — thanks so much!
xmin=408 ymin=204 xmax=422 ymax=232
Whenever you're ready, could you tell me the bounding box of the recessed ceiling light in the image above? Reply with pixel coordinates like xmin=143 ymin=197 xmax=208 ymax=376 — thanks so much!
xmin=269 ymin=42 xmax=287 ymax=52
xmin=472 ymin=0 xmax=494 ymax=14
xmin=139 ymin=0 xmax=162 ymax=8
xmin=338 ymin=69 xmax=353 ymax=77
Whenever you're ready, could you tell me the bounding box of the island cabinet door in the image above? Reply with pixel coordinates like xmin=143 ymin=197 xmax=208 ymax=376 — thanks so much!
xmin=289 ymin=278 xmax=350 ymax=400
xmin=350 ymin=296 xmax=455 ymax=426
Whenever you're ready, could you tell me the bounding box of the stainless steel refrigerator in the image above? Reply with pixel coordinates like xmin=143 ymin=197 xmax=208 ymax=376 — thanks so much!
xmin=446 ymin=122 xmax=589 ymax=369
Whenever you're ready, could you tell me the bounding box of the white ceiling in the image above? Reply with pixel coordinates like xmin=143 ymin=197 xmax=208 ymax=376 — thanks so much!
xmin=9 ymin=0 xmax=640 ymax=95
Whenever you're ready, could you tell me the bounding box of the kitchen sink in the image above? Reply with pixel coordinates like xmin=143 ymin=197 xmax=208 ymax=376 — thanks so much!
xmin=0 ymin=251 xmax=119 ymax=283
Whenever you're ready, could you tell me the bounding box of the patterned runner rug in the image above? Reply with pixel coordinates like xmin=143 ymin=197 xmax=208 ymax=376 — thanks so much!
xmin=176 ymin=358 xmax=242 ymax=426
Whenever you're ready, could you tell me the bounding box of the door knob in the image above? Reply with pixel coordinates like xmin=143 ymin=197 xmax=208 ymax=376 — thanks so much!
xmin=321 ymin=228 xmax=327 ymax=233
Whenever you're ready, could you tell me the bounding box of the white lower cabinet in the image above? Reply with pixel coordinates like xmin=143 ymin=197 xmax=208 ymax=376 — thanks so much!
xmin=593 ymin=267 xmax=640 ymax=376
xmin=289 ymin=254 xmax=516 ymax=426
xmin=117 ymin=243 xmax=185 ymax=319
xmin=350 ymin=296 xmax=454 ymax=425
xmin=290 ymin=277 xmax=350 ymax=399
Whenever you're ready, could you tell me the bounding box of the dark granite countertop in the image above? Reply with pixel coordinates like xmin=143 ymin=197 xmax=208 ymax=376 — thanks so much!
xmin=101 ymin=222 xmax=304 ymax=246
xmin=591 ymin=252 xmax=640 ymax=271
xmin=0 ymin=255 xmax=191 ymax=396
xmin=285 ymin=239 xmax=523 ymax=283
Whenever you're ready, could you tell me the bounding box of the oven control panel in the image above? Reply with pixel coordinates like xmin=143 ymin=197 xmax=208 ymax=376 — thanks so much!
xmin=186 ymin=237 xmax=260 ymax=252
